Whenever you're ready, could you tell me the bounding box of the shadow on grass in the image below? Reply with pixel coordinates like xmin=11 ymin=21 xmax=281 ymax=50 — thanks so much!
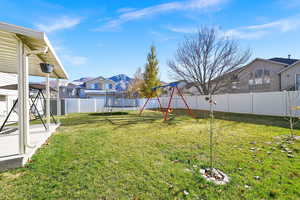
xmin=89 ymin=112 xmax=129 ymax=116
xmin=61 ymin=112 xmax=164 ymax=128
xmin=169 ymin=109 xmax=299 ymax=129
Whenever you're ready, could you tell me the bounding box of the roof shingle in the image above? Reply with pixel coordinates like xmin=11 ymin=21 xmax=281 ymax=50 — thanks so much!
xmin=269 ymin=57 xmax=299 ymax=65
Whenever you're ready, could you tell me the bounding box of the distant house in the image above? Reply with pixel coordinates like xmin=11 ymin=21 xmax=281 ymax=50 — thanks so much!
xmin=217 ymin=57 xmax=300 ymax=94
xmin=172 ymin=57 xmax=300 ymax=95
xmin=0 ymin=73 xmax=18 ymax=123
xmin=59 ymin=82 xmax=83 ymax=98
xmin=159 ymin=80 xmax=201 ymax=96
xmin=59 ymin=76 xmax=117 ymax=99
xmin=81 ymin=76 xmax=116 ymax=98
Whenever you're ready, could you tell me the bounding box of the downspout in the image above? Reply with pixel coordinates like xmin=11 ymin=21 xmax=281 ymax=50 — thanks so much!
xmin=23 ymin=54 xmax=36 ymax=149
xmin=279 ymin=73 xmax=282 ymax=91
xmin=23 ymin=47 xmax=49 ymax=149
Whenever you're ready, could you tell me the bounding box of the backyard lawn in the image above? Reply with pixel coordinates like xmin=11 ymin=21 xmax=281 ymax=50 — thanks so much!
xmin=0 ymin=110 xmax=299 ymax=199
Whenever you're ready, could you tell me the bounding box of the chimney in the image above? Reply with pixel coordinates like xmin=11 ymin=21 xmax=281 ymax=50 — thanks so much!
xmin=288 ymin=54 xmax=291 ymax=59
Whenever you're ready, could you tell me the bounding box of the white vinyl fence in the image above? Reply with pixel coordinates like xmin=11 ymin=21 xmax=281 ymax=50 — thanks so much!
xmin=145 ymin=91 xmax=300 ymax=117
xmin=64 ymin=98 xmax=139 ymax=114
xmin=63 ymin=91 xmax=300 ymax=117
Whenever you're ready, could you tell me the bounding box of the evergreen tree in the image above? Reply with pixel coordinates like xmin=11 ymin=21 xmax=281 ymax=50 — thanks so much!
xmin=141 ymin=45 xmax=160 ymax=97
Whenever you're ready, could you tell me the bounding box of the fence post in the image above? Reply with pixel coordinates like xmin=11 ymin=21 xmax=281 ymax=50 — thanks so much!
xmin=64 ymin=99 xmax=67 ymax=114
xmin=284 ymin=90 xmax=288 ymax=116
xmin=250 ymin=92 xmax=254 ymax=114
xmin=94 ymin=99 xmax=97 ymax=112
xmin=78 ymin=98 xmax=81 ymax=113
xmin=226 ymin=93 xmax=230 ymax=112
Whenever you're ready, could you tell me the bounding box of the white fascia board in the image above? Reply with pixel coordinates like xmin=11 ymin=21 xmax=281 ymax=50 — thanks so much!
xmin=278 ymin=60 xmax=300 ymax=74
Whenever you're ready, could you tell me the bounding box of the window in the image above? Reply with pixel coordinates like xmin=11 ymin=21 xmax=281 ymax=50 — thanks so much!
xmin=72 ymin=89 xmax=77 ymax=96
xmin=249 ymin=72 xmax=254 ymax=85
xmin=232 ymin=82 xmax=238 ymax=89
xmin=249 ymin=69 xmax=271 ymax=86
xmin=296 ymin=74 xmax=300 ymax=90
xmin=90 ymin=83 xmax=100 ymax=89
xmin=105 ymin=83 xmax=113 ymax=90
xmin=255 ymin=69 xmax=263 ymax=84
xmin=231 ymin=74 xmax=239 ymax=81
xmin=264 ymin=69 xmax=270 ymax=84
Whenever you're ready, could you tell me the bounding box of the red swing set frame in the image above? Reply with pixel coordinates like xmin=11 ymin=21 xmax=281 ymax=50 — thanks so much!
xmin=139 ymin=82 xmax=193 ymax=120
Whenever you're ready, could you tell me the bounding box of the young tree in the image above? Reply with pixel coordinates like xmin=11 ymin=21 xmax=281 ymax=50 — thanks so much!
xmin=127 ymin=67 xmax=144 ymax=97
xmin=141 ymin=45 xmax=161 ymax=97
xmin=285 ymin=91 xmax=300 ymax=140
xmin=168 ymin=26 xmax=251 ymax=95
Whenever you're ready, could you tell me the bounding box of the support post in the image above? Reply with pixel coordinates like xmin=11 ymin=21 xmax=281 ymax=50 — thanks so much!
xmin=139 ymin=97 xmax=150 ymax=116
xmin=156 ymin=95 xmax=163 ymax=113
xmin=17 ymin=40 xmax=29 ymax=154
xmin=176 ymin=86 xmax=194 ymax=117
xmin=46 ymin=74 xmax=50 ymax=131
xmin=56 ymin=78 xmax=61 ymax=123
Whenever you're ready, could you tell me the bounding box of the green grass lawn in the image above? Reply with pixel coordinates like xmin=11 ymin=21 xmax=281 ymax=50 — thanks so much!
xmin=0 ymin=110 xmax=299 ymax=199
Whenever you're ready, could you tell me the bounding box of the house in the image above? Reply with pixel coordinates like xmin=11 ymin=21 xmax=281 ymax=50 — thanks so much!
xmin=176 ymin=57 xmax=300 ymax=95
xmin=219 ymin=57 xmax=300 ymax=93
xmin=81 ymin=76 xmax=116 ymax=98
xmin=0 ymin=72 xmax=18 ymax=124
xmin=59 ymin=82 xmax=84 ymax=98
xmin=59 ymin=76 xmax=118 ymax=99
xmin=161 ymin=80 xmax=202 ymax=96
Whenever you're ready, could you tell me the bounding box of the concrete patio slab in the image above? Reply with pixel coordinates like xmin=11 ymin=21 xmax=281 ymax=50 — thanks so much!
xmin=0 ymin=123 xmax=59 ymax=171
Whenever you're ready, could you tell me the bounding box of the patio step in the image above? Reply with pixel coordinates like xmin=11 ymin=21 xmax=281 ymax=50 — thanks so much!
xmin=0 ymin=155 xmax=23 ymax=171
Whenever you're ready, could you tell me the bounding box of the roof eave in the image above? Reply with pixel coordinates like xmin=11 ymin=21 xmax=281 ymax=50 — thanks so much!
xmin=0 ymin=22 xmax=68 ymax=80
xmin=278 ymin=60 xmax=300 ymax=74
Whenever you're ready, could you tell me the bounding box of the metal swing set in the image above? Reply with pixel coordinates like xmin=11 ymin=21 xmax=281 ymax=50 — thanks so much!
xmin=0 ymin=83 xmax=57 ymax=134
xmin=139 ymin=82 xmax=193 ymax=120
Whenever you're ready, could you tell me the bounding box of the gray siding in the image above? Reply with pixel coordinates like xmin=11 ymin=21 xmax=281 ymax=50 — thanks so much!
xmin=281 ymin=62 xmax=300 ymax=90
xmin=220 ymin=59 xmax=286 ymax=94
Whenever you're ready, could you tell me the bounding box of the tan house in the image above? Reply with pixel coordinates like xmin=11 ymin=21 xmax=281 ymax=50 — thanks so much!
xmin=81 ymin=76 xmax=116 ymax=98
xmin=221 ymin=57 xmax=300 ymax=93
xmin=177 ymin=57 xmax=300 ymax=95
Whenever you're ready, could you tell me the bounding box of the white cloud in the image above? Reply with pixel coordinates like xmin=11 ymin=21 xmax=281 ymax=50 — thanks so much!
xmin=117 ymin=7 xmax=136 ymax=13
xmin=222 ymin=29 xmax=268 ymax=39
xmin=150 ymin=31 xmax=177 ymax=42
xmin=167 ymin=14 xmax=300 ymax=39
xmin=95 ymin=0 xmax=226 ymax=31
xmin=35 ymin=16 xmax=81 ymax=33
xmin=53 ymin=43 xmax=88 ymax=66
xmin=166 ymin=27 xmax=198 ymax=33
xmin=244 ymin=16 xmax=300 ymax=32
xmin=63 ymin=54 xmax=88 ymax=66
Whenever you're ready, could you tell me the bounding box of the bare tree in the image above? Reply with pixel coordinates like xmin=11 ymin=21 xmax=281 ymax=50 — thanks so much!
xmin=127 ymin=67 xmax=144 ymax=98
xmin=168 ymin=27 xmax=251 ymax=95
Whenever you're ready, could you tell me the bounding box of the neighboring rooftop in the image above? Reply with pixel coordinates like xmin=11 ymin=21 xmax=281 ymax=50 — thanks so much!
xmin=73 ymin=77 xmax=95 ymax=82
xmin=269 ymin=57 xmax=299 ymax=65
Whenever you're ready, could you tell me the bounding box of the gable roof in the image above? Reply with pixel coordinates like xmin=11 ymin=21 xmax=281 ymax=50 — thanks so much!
xmin=269 ymin=57 xmax=299 ymax=65
xmin=278 ymin=60 xmax=300 ymax=74
xmin=85 ymin=76 xmax=115 ymax=84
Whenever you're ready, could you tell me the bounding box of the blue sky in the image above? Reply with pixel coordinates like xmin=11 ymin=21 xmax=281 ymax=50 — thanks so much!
xmin=1 ymin=0 xmax=300 ymax=82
